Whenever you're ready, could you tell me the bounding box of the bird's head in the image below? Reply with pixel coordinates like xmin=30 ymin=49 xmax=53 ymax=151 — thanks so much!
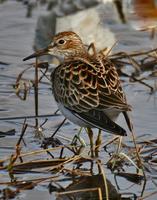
xmin=23 ymin=31 xmax=87 ymax=61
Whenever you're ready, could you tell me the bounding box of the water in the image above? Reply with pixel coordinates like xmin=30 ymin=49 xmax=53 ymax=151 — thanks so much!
xmin=0 ymin=1 xmax=157 ymax=199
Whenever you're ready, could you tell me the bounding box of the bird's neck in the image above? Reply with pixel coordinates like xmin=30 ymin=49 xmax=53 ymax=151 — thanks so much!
xmin=64 ymin=48 xmax=90 ymax=60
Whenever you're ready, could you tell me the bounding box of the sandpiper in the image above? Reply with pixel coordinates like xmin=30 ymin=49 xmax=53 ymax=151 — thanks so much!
xmin=23 ymin=31 xmax=131 ymax=145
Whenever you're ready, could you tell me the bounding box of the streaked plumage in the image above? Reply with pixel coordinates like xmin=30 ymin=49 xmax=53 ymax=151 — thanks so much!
xmin=23 ymin=31 xmax=131 ymax=136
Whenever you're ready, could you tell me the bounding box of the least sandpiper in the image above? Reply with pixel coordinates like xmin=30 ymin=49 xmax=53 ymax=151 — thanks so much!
xmin=23 ymin=31 xmax=131 ymax=138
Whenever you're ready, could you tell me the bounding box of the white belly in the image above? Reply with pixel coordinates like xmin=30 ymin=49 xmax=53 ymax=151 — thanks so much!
xmin=57 ymin=103 xmax=120 ymax=129
xmin=57 ymin=103 xmax=89 ymax=127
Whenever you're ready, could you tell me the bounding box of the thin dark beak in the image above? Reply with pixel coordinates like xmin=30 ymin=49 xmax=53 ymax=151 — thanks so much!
xmin=23 ymin=47 xmax=48 ymax=61
xmin=23 ymin=45 xmax=52 ymax=61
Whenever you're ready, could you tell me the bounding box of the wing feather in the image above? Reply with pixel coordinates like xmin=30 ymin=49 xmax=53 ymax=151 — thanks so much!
xmin=69 ymin=108 xmax=127 ymax=136
xmin=51 ymin=58 xmax=131 ymax=135
xmin=52 ymin=59 xmax=131 ymax=113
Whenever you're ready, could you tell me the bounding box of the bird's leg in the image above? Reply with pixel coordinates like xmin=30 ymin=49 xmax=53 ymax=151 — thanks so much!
xmin=109 ymin=136 xmax=122 ymax=170
xmin=86 ymin=127 xmax=94 ymax=157
xmin=95 ymin=129 xmax=102 ymax=157
xmin=116 ymin=136 xmax=122 ymax=155
xmin=71 ymin=127 xmax=86 ymax=147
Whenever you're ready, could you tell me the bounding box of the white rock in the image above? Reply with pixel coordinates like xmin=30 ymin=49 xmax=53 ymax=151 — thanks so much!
xmin=56 ymin=3 xmax=116 ymax=51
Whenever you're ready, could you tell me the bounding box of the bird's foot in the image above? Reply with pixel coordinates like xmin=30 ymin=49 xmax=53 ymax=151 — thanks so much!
xmin=71 ymin=127 xmax=86 ymax=147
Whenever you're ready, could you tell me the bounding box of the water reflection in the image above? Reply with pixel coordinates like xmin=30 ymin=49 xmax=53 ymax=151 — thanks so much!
xmin=56 ymin=174 xmax=128 ymax=200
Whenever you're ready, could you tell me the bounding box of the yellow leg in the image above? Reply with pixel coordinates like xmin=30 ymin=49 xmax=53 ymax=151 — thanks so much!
xmin=95 ymin=129 xmax=102 ymax=157
xmin=86 ymin=128 xmax=94 ymax=157
xmin=71 ymin=127 xmax=86 ymax=146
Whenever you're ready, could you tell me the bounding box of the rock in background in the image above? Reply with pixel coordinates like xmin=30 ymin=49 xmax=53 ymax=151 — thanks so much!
xmin=56 ymin=4 xmax=116 ymax=51
xmin=34 ymin=0 xmax=119 ymax=61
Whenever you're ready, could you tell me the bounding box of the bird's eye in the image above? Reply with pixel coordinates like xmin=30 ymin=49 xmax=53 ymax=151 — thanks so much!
xmin=58 ymin=39 xmax=65 ymax=44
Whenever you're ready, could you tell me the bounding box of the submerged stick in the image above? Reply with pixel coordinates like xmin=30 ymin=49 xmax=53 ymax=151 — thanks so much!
xmin=34 ymin=57 xmax=39 ymax=127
